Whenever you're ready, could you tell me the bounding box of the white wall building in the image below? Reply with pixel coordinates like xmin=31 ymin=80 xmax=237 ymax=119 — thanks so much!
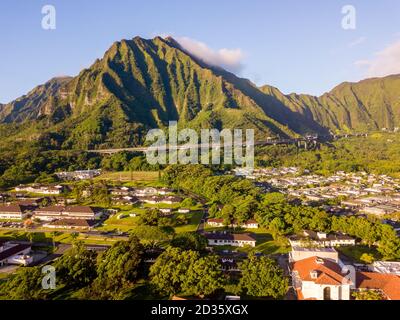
xmin=291 ymin=256 xmax=351 ymax=300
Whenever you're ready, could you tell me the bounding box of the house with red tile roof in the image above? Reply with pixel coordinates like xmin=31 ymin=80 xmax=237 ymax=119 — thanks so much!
xmin=356 ymin=272 xmax=400 ymax=300
xmin=291 ymin=256 xmax=352 ymax=300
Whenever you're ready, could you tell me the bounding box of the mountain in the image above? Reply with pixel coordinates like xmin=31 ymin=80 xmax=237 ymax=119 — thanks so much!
xmin=0 ymin=36 xmax=304 ymax=149
xmin=0 ymin=77 xmax=72 ymax=123
xmin=1 ymin=36 xmax=400 ymax=150
xmin=260 ymin=74 xmax=400 ymax=133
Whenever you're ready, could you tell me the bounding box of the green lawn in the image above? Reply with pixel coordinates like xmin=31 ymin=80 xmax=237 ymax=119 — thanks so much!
xmin=174 ymin=211 xmax=204 ymax=233
xmin=0 ymin=230 xmax=119 ymax=246
xmin=0 ymin=230 xmax=73 ymax=243
xmin=206 ymin=228 xmax=290 ymax=255
xmin=337 ymin=245 xmax=382 ymax=263
xmin=97 ymin=214 xmax=141 ymax=232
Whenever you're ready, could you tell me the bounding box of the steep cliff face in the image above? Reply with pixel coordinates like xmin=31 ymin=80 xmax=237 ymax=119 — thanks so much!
xmin=260 ymin=74 xmax=400 ymax=133
xmin=1 ymin=36 xmax=400 ymax=150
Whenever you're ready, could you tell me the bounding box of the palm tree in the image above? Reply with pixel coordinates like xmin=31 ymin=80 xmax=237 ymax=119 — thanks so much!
xmin=50 ymin=231 xmax=59 ymax=249
xmin=70 ymin=232 xmax=79 ymax=242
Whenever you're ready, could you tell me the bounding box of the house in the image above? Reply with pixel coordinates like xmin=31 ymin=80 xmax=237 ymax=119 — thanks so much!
xmin=43 ymin=219 xmax=97 ymax=230
xmin=0 ymin=242 xmax=32 ymax=266
xmin=178 ymin=208 xmax=191 ymax=214
xmin=159 ymin=208 xmax=173 ymax=215
xmin=206 ymin=218 xmax=259 ymax=229
xmin=34 ymin=205 xmax=65 ymax=221
xmin=132 ymin=187 xmax=173 ymax=197
xmin=65 ymin=206 xmax=101 ymax=220
xmin=55 ymin=169 xmax=101 ymax=180
xmin=289 ymin=247 xmax=339 ymax=263
xmin=288 ymin=230 xmax=356 ymax=248
xmin=15 ymin=184 xmax=63 ymax=195
xmin=241 ymin=219 xmax=259 ymax=229
xmin=204 ymin=232 xmax=256 ymax=247
xmin=362 ymin=205 xmax=398 ymax=216
xmin=291 ymin=256 xmax=352 ymax=300
xmin=140 ymin=195 xmax=182 ymax=205
xmin=0 ymin=204 xmax=30 ymax=220
xmin=34 ymin=205 xmax=101 ymax=221
xmin=220 ymin=258 xmax=240 ymax=272
xmin=112 ymin=196 xmax=139 ymax=205
xmin=356 ymin=272 xmax=400 ymax=300
xmin=371 ymin=261 xmax=400 ymax=275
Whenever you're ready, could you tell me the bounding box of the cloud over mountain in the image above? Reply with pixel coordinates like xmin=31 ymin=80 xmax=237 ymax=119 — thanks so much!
xmin=174 ymin=36 xmax=244 ymax=73
xmin=356 ymin=40 xmax=400 ymax=77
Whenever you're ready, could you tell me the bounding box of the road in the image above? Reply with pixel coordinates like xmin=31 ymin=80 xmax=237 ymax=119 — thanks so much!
xmin=86 ymin=138 xmax=320 ymax=154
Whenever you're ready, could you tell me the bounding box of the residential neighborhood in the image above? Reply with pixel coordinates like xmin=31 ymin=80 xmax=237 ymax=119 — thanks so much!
xmin=0 ymin=165 xmax=398 ymax=302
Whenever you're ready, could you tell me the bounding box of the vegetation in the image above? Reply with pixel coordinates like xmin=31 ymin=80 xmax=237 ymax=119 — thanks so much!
xmin=149 ymin=247 xmax=224 ymax=297
xmin=238 ymin=253 xmax=288 ymax=298
xmin=353 ymin=290 xmax=385 ymax=300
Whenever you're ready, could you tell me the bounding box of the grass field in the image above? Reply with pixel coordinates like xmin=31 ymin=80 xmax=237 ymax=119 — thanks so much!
xmin=0 ymin=229 xmax=120 ymax=246
xmin=174 ymin=211 xmax=204 ymax=233
xmin=97 ymin=215 xmax=141 ymax=232
xmin=337 ymin=245 xmax=382 ymax=263
xmin=203 ymin=227 xmax=290 ymax=255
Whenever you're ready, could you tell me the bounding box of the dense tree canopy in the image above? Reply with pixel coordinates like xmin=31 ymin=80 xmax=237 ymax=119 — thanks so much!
xmin=239 ymin=253 xmax=288 ymax=298
xmin=149 ymin=247 xmax=224 ymax=297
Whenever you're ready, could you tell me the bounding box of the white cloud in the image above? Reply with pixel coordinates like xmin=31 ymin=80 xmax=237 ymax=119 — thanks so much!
xmin=348 ymin=36 xmax=367 ymax=48
xmin=355 ymin=40 xmax=400 ymax=77
xmin=173 ymin=36 xmax=245 ymax=73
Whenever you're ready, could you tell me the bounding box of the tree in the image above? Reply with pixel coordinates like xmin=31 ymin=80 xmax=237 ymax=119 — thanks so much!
xmin=184 ymin=255 xmax=225 ymax=297
xmin=54 ymin=241 xmax=97 ymax=288
xmin=353 ymin=290 xmax=385 ymax=300
xmin=0 ymin=267 xmax=47 ymax=300
xmin=79 ymin=235 xmax=144 ymax=299
xmin=150 ymin=247 xmax=198 ymax=296
xmin=149 ymin=247 xmax=224 ymax=297
xmin=138 ymin=208 xmax=160 ymax=226
xmin=269 ymin=217 xmax=286 ymax=240
xmin=239 ymin=253 xmax=288 ymax=298
xmin=180 ymin=198 xmax=196 ymax=208
xmin=221 ymin=204 xmax=235 ymax=226
xmin=96 ymin=235 xmax=144 ymax=289
xmin=360 ymin=253 xmax=375 ymax=264
xmin=70 ymin=232 xmax=79 ymax=242
xmin=50 ymin=231 xmax=61 ymax=249
xmin=170 ymin=232 xmax=208 ymax=251
xmin=262 ymin=192 xmax=286 ymax=205
xmin=208 ymin=203 xmax=219 ymax=218
xmin=130 ymin=225 xmax=174 ymax=245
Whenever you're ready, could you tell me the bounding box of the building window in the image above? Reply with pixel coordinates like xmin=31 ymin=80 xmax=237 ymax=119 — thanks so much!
xmin=323 ymin=287 xmax=331 ymax=300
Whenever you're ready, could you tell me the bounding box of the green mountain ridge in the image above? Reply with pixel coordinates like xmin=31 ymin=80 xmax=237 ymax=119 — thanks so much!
xmin=260 ymin=74 xmax=400 ymax=133
xmin=1 ymin=36 xmax=399 ymax=150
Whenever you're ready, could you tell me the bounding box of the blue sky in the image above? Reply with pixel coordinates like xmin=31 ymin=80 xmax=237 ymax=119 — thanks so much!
xmin=1 ymin=0 xmax=400 ymax=103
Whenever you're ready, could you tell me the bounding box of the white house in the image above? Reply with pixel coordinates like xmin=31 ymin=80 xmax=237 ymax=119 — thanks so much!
xmin=178 ymin=208 xmax=191 ymax=214
xmin=15 ymin=184 xmax=63 ymax=195
xmin=289 ymin=247 xmax=339 ymax=263
xmin=34 ymin=205 xmax=101 ymax=221
xmin=204 ymin=232 xmax=256 ymax=247
xmin=206 ymin=218 xmax=259 ymax=229
xmin=291 ymin=256 xmax=352 ymax=300
xmin=0 ymin=242 xmax=32 ymax=266
xmin=288 ymin=230 xmax=355 ymax=248
xmin=0 ymin=204 xmax=29 ymax=220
